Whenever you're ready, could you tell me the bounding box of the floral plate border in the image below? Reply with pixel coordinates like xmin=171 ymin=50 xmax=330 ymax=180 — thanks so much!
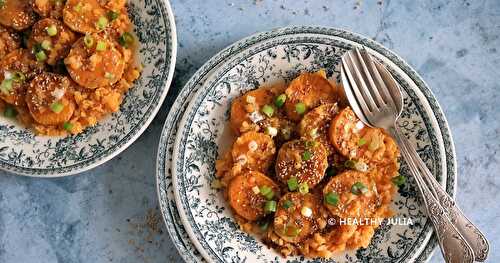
xmin=0 ymin=0 xmax=177 ymax=177
xmin=157 ymin=26 xmax=456 ymax=262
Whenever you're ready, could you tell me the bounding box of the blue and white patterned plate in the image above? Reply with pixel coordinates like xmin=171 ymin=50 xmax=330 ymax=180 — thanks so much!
xmin=157 ymin=26 xmax=455 ymax=262
xmin=0 ymin=0 xmax=177 ymax=177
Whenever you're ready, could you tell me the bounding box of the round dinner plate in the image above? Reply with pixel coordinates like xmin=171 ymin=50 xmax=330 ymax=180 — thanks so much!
xmin=157 ymin=26 xmax=456 ymax=262
xmin=0 ymin=0 xmax=177 ymax=177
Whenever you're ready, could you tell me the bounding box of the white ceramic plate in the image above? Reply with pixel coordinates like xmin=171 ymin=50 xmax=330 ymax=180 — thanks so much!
xmin=158 ymin=26 xmax=455 ymax=262
xmin=0 ymin=0 xmax=177 ymax=177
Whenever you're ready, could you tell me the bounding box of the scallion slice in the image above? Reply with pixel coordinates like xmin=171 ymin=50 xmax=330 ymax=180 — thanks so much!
xmin=295 ymin=102 xmax=306 ymax=114
xmin=107 ymin=11 xmax=119 ymax=21
xmin=302 ymin=150 xmax=312 ymax=161
xmin=261 ymin=104 xmax=274 ymax=117
xmin=275 ymin=94 xmax=286 ymax=108
xmin=50 ymin=102 xmax=64 ymax=113
xmin=259 ymin=185 xmax=274 ymax=200
xmin=118 ymin=32 xmax=134 ymax=48
xmin=35 ymin=50 xmax=47 ymax=62
xmin=63 ymin=122 xmax=73 ymax=131
xmin=324 ymin=192 xmax=339 ymax=205
xmin=351 ymin=182 xmax=368 ymax=195
xmin=264 ymin=200 xmax=277 ymax=213
xmin=96 ymin=16 xmax=108 ymax=30
xmin=96 ymin=41 xmax=107 ymax=51
xmin=287 ymin=177 xmax=298 ymax=191
xmin=46 ymin=25 xmax=58 ymax=36
xmin=298 ymin=182 xmax=309 ymax=194
xmin=41 ymin=40 xmax=52 ymax=50
xmin=84 ymin=35 xmax=94 ymax=48
xmin=392 ymin=174 xmax=406 ymax=186
xmin=282 ymin=200 xmax=293 ymax=209
xmin=0 ymin=79 xmax=13 ymax=94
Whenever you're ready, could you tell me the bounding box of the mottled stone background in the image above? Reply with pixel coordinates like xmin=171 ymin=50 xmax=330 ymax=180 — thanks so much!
xmin=0 ymin=0 xmax=498 ymax=262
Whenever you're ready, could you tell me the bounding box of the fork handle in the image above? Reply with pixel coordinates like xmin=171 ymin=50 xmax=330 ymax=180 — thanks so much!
xmin=394 ymin=126 xmax=490 ymax=261
xmin=390 ymin=128 xmax=475 ymax=263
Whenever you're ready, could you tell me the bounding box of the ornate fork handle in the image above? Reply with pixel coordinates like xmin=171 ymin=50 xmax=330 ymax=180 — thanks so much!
xmin=390 ymin=128 xmax=475 ymax=263
xmin=395 ymin=126 xmax=490 ymax=261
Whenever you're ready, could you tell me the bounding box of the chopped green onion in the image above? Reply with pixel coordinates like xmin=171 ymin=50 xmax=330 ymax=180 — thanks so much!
xmin=261 ymin=104 xmax=274 ymax=117
xmin=50 ymin=102 xmax=64 ymax=113
xmin=302 ymin=150 xmax=312 ymax=161
xmin=84 ymin=35 xmax=94 ymax=48
xmin=12 ymin=72 xmax=25 ymax=83
xmin=104 ymin=72 xmax=114 ymax=79
xmin=324 ymin=192 xmax=339 ymax=206
xmin=326 ymin=166 xmax=337 ymax=177
xmin=107 ymin=11 xmax=119 ymax=21
xmin=3 ymin=106 xmax=17 ymax=118
xmin=0 ymin=79 xmax=13 ymax=94
xmin=63 ymin=122 xmax=73 ymax=131
xmin=287 ymin=177 xmax=299 ymax=191
xmin=264 ymin=200 xmax=277 ymax=213
xmin=344 ymin=160 xmax=356 ymax=169
xmin=96 ymin=41 xmax=107 ymax=51
xmin=283 ymin=200 xmax=293 ymax=209
xmin=118 ymin=32 xmax=134 ymax=48
xmin=275 ymin=94 xmax=286 ymax=108
xmin=392 ymin=174 xmax=406 ymax=186
xmin=73 ymin=2 xmax=82 ymax=12
xmin=259 ymin=185 xmax=274 ymax=200
xmin=301 ymin=206 xmax=312 ymax=217
xmin=258 ymin=221 xmax=269 ymax=231
xmin=265 ymin=126 xmax=278 ymax=137
xmin=41 ymin=40 xmax=52 ymax=50
xmin=351 ymin=182 xmax=368 ymax=195
xmin=309 ymin=128 xmax=318 ymax=138
xmin=295 ymin=102 xmax=306 ymax=114
xmin=35 ymin=50 xmax=47 ymax=62
xmin=46 ymin=25 xmax=58 ymax=36
xmin=304 ymin=140 xmax=318 ymax=148
xmin=0 ymin=0 xmax=5 ymax=8
xmin=358 ymin=137 xmax=367 ymax=146
xmin=298 ymin=182 xmax=309 ymax=194
xmin=96 ymin=16 xmax=108 ymax=30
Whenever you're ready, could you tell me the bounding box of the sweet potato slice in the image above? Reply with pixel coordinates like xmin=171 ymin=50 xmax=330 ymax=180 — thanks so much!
xmin=32 ymin=0 xmax=65 ymax=19
xmin=0 ymin=49 xmax=46 ymax=106
xmin=328 ymin=107 xmax=399 ymax=164
xmin=63 ymin=0 xmax=106 ymax=34
xmin=0 ymin=25 xmax=21 ymax=58
xmin=231 ymin=131 xmax=276 ymax=173
xmin=273 ymin=192 xmax=320 ymax=243
xmin=228 ymin=171 xmax=280 ymax=221
xmin=322 ymin=170 xmax=379 ymax=219
xmin=28 ymin=18 xmax=77 ymax=65
xmin=0 ymin=0 xmax=37 ymax=30
xmin=230 ymin=87 xmax=280 ymax=135
xmin=284 ymin=71 xmax=339 ymax=122
xmin=65 ymin=32 xmax=126 ymax=88
xmin=25 ymin=73 xmax=76 ymax=125
xmin=298 ymin=103 xmax=339 ymax=154
xmin=275 ymin=139 xmax=328 ymax=188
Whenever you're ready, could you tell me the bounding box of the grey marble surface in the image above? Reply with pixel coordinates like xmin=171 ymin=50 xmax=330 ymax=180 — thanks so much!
xmin=1 ymin=0 xmax=499 ymax=262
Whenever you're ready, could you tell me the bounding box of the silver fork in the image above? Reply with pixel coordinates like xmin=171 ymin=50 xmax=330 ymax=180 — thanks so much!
xmin=340 ymin=47 xmax=489 ymax=263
